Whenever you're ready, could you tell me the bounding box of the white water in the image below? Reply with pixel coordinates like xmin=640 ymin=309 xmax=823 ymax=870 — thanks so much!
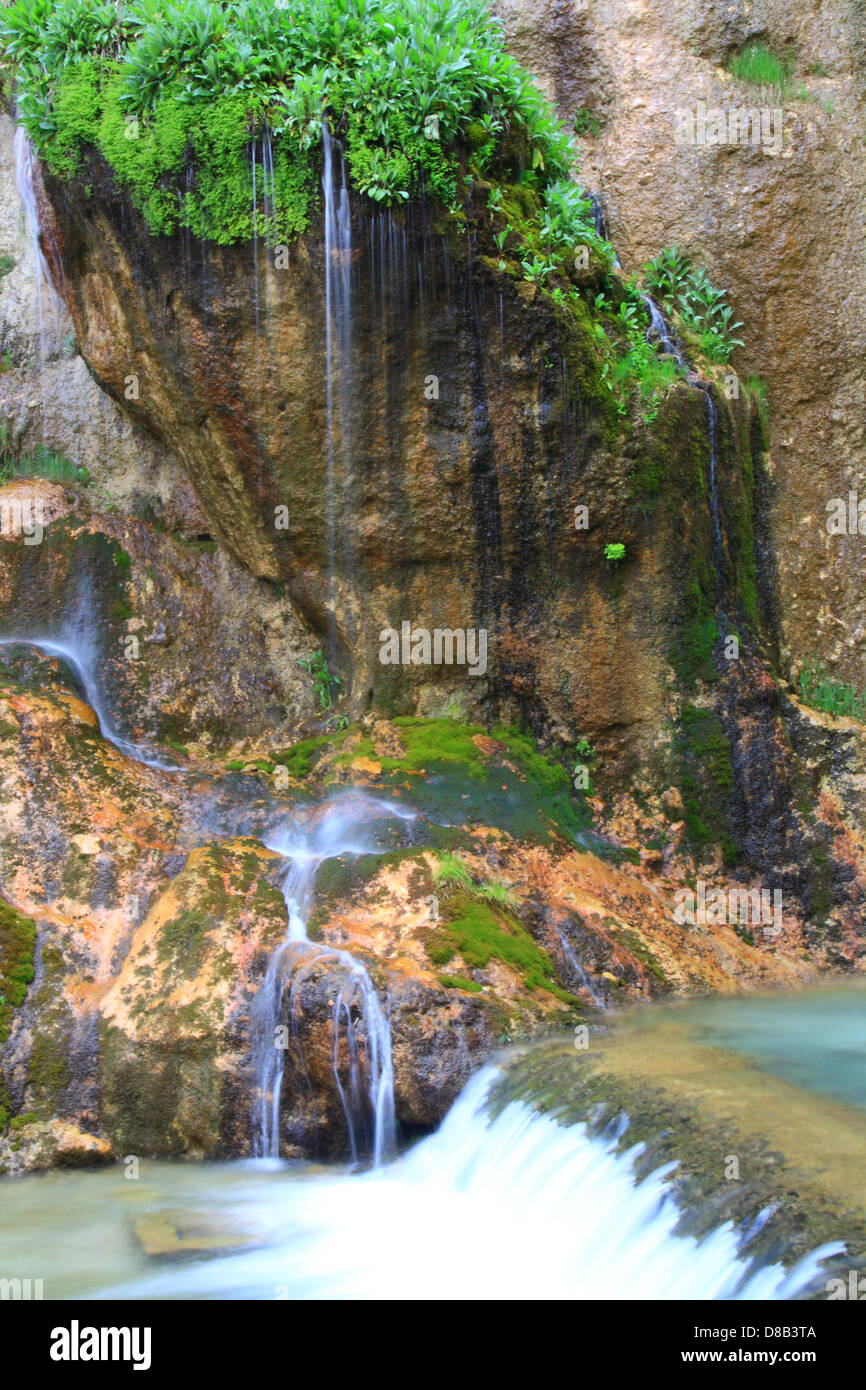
xmin=251 ymin=794 xmax=411 ymax=1165
xmin=554 ymin=927 xmax=605 ymax=1008
xmin=74 ymin=1066 xmax=840 ymax=1301
xmin=643 ymin=292 xmax=685 ymax=363
xmin=13 ymin=125 xmax=64 ymax=384
xmin=0 ymin=634 xmax=183 ymax=772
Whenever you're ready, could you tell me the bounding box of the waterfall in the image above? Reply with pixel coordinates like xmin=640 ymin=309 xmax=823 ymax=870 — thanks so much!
xmin=554 ymin=927 xmax=606 ymax=1008
xmin=251 ymin=795 xmax=403 ymax=1165
xmin=14 ymin=126 xmax=49 ymax=287
xmin=321 ymin=123 xmax=353 ymax=660
xmin=703 ymin=388 xmax=725 ymax=593
xmin=93 ymin=1065 xmax=842 ymax=1300
xmin=642 ymin=293 xmax=685 ymax=362
xmin=0 ymin=634 xmax=183 ymax=772
xmin=13 ymin=125 xmax=53 ymax=383
xmin=635 ymin=287 xmax=726 ymax=597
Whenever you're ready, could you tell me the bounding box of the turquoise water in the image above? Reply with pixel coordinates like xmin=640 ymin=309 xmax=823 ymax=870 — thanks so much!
xmin=673 ymin=980 xmax=866 ymax=1112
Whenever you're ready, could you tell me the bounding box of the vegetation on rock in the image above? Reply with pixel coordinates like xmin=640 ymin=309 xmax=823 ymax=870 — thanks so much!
xmin=1 ymin=0 xmax=577 ymax=241
xmin=644 ymin=246 xmax=744 ymax=364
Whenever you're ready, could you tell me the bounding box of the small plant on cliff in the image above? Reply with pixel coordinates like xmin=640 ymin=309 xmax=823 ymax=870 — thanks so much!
xmin=727 ymin=42 xmax=792 ymax=94
xmin=642 ymin=249 xmax=744 ymax=365
xmin=798 ymin=658 xmax=866 ymax=723
xmin=298 ymin=648 xmax=341 ymax=712
xmin=0 ymin=425 xmax=89 ymax=484
xmin=604 ymin=542 xmax=626 ymax=563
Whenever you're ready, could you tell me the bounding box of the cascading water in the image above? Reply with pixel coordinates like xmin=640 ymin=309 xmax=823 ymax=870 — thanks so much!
xmin=591 ymin=189 xmax=727 ymax=589
xmin=13 ymin=124 xmax=57 ymax=384
xmin=642 ymin=292 xmax=685 ymax=362
xmin=554 ymin=927 xmax=605 ymax=1008
xmin=0 ymin=633 xmax=183 ymax=772
xmin=63 ymin=1064 xmax=841 ymax=1301
xmin=251 ymin=795 xmax=403 ymax=1166
xmin=14 ymin=126 xmax=49 ymax=286
xmin=703 ymin=387 xmax=725 ymax=595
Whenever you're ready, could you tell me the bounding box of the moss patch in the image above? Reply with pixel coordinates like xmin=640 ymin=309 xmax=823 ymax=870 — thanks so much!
xmin=424 ymin=889 xmax=575 ymax=1003
xmin=674 ymin=703 xmax=737 ymax=865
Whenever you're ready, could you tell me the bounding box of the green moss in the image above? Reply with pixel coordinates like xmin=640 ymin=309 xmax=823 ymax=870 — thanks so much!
xmin=272 ymin=734 xmax=337 ymax=780
xmin=7 ymin=0 xmax=578 ymax=246
xmin=156 ymin=908 xmax=214 ymax=966
xmin=0 ymin=900 xmax=36 ymax=1046
xmin=675 ymin=703 xmax=737 ymax=865
xmin=28 ymin=1026 xmax=71 ymax=1112
xmin=427 ymin=890 xmax=573 ymax=1001
xmin=439 ymin=973 xmax=482 ymax=993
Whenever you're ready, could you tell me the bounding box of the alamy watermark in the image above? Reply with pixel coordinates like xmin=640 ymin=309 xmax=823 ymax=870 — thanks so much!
xmin=379 ymin=622 xmax=488 ymax=677
xmin=0 ymin=1276 xmax=43 ymax=1299
xmin=674 ymin=880 xmax=783 ymax=937
xmin=673 ymin=100 xmax=784 ymax=155
xmin=0 ymin=495 xmax=43 ymax=545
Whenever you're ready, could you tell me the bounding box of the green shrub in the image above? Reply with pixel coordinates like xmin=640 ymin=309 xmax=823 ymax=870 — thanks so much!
xmin=642 ymin=249 xmax=743 ymax=364
xmin=728 ymin=42 xmax=791 ymax=92
xmin=1 ymin=0 xmax=578 ymax=243
xmin=0 ymin=433 xmax=89 ymax=484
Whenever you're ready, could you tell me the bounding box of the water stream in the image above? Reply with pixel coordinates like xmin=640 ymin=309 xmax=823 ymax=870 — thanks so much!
xmin=251 ymin=795 xmax=405 ymax=1166
xmin=0 ymin=634 xmax=184 ymax=772
xmin=321 ymin=123 xmax=354 ymax=661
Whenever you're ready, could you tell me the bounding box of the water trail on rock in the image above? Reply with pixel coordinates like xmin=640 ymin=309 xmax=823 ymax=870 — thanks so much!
xmin=14 ymin=125 xmax=52 ymax=393
xmin=0 ymin=634 xmax=183 ymax=773
xmin=321 ymin=123 xmax=353 ymax=661
xmin=554 ymin=927 xmax=605 ymax=1008
xmin=251 ymin=794 xmax=410 ymax=1165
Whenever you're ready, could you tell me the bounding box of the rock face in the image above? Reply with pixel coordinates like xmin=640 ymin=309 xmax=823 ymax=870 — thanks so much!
xmin=2 ymin=7 xmax=866 ymax=1172
xmin=493 ymin=0 xmax=866 ymax=690
xmin=0 ymin=651 xmax=838 ymax=1167
xmin=0 ymin=479 xmax=318 ymax=746
xmin=0 ymin=114 xmax=203 ymax=534
xmin=36 ymin=136 xmax=763 ymax=771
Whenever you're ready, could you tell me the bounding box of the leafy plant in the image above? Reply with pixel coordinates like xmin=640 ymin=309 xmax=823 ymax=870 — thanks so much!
xmin=604 ymin=542 xmax=626 ymax=563
xmin=434 ymin=851 xmax=473 ymax=889
xmin=644 ymin=245 xmax=691 ymax=302
xmin=298 ymin=647 xmax=342 ymax=711
xmin=643 ymin=248 xmax=744 ymax=365
xmin=0 ymin=431 xmax=89 ymax=483
xmin=573 ymin=108 xmax=600 ymax=138
xmin=1 ymin=0 xmax=579 ymax=243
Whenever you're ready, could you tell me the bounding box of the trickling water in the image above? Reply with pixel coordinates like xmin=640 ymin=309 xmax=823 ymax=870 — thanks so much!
xmin=251 ymin=795 xmax=406 ymax=1165
xmin=633 ymin=286 xmax=726 ymax=598
xmin=321 ymin=123 xmax=353 ymax=659
xmin=642 ymin=293 xmax=685 ymax=363
xmin=0 ymin=634 xmax=183 ymax=772
xmin=13 ymin=125 xmax=54 ymax=381
xmin=703 ymin=387 xmax=725 ymax=591
xmin=251 ymin=136 xmax=261 ymax=343
xmin=554 ymin=927 xmax=605 ymax=1009
xmin=14 ymin=126 xmax=49 ymax=287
